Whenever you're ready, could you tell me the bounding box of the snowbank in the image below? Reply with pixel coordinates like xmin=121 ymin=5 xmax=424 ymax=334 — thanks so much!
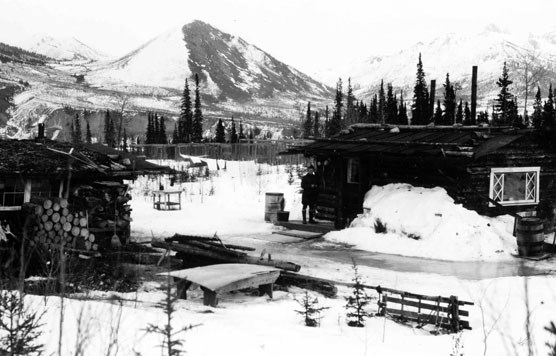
xmin=325 ymin=184 xmax=517 ymax=261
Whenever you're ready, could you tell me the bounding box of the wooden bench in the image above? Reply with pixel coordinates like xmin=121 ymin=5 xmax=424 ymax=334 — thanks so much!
xmin=161 ymin=264 xmax=280 ymax=307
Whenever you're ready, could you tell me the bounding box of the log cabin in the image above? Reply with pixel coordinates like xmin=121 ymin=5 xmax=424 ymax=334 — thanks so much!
xmin=284 ymin=125 xmax=556 ymax=229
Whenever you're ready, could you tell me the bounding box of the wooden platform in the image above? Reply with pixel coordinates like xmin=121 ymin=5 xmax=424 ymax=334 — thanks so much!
xmin=161 ymin=264 xmax=280 ymax=306
xmin=274 ymin=220 xmax=336 ymax=234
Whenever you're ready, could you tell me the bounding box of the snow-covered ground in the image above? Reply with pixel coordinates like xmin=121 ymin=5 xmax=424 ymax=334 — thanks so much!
xmin=7 ymin=159 xmax=556 ymax=356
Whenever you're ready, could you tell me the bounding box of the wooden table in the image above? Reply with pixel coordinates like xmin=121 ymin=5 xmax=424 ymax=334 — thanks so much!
xmin=161 ymin=264 xmax=280 ymax=307
xmin=152 ymin=190 xmax=182 ymax=210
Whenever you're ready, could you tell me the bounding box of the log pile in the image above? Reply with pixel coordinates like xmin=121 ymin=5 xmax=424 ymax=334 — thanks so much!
xmin=75 ymin=182 xmax=132 ymax=234
xmin=30 ymin=182 xmax=132 ymax=252
xmin=31 ymin=198 xmax=98 ymax=251
xmin=152 ymin=234 xmax=301 ymax=272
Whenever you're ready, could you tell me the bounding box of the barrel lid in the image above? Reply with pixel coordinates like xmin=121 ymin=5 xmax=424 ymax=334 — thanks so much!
xmin=520 ymin=217 xmax=542 ymax=224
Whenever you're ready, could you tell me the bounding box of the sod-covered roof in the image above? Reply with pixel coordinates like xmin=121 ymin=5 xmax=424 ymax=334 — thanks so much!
xmin=0 ymin=140 xmax=173 ymax=178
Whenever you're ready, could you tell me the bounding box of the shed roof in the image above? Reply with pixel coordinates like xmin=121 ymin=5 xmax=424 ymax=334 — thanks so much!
xmin=284 ymin=125 xmax=528 ymax=159
xmin=0 ymin=140 xmax=173 ymax=178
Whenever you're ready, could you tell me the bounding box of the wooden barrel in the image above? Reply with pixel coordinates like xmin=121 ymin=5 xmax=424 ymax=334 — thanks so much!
xmin=516 ymin=217 xmax=545 ymax=256
xmin=265 ymin=192 xmax=285 ymax=222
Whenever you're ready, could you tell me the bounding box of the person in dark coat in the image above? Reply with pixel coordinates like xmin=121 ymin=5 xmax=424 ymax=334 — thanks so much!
xmin=301 ymin=165 xmax=318 ymax=224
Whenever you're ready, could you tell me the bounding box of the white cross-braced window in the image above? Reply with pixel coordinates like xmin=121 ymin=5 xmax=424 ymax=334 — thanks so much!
xmin=489 ymin=167 xmax=540 ymax=206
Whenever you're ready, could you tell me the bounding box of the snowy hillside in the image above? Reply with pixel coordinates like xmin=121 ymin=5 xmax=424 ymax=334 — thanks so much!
xmin=345 ymin=25 xmax=556 ymax=106
xmin=89 ymin=20 xmax=331 ymax=101
xmin=17 ymin=33 xmax=107 ymax=61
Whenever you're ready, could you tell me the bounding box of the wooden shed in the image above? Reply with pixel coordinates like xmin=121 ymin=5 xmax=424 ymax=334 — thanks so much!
xmin=0 ymin=139 xmax=173 ymax=250
xmin=284 ymin=125 xmax=556 ymax=229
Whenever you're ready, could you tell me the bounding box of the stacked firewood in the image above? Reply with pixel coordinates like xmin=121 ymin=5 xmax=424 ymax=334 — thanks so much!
xmin=78 ymin=183 xmax=132 ymax=233
xmin=32 ymin=198 xmax=98 ymax=251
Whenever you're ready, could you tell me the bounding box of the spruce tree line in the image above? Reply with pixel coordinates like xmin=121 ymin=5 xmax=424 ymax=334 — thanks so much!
xmin=145 ymin=112 xmax=168 ymax=144
xmin=317 ymin=54 xmax=535 ymax=133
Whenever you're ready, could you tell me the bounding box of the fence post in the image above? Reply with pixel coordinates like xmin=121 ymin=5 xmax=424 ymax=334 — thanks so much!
xmin=449 ymin=295 xmax=460 ymax=333
xmin=400 ymin=293 xmax=405 ymax=320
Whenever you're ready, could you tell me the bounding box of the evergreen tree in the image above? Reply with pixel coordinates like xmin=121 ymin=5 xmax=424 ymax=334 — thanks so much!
xmin=397 ymin=92 xmax=408 ymax=125
xmin=543 ymin=84 xmax=556 ymax=132
xmin=323 ymin=105 xmax=330 ymax=137
xmin=345 ymin=261 xmax=373 ymax=327
xmin=385 ymin=83 xmax=397 ymax=124
xmin=215 ymin=119 xmax=226 ymax=143
xmin=328 ymin=78 xmax=343 ymax=136
xmin=345 ymin=78 xmax=356 ymax=125
xmin=433 ymin=100 xmax=443 ymax=125
xmin=303 ymin=101 xmax=313 ymax=138
xmin=313 ymin=111 xmax=321 ymax=138
xmin=378 ymin=80 xmax=386 ymax=124
xmin=369 ymin=95 xmax=379 ymax=123
xmin=179 ymin=78 xmax=193 ymax=143
xmin=85 ymin=119 xmax=92 ymax=144
xmin=172 ymin=123 xmax=179 ymax=143
xmin=532 ymin=86 xmax=543 ymax=129
xmin=442 ymin=73 xmax=456 ymax=125
xmin=411 ymin=53 xmax=430 ymax=125
xmin=159 ymin=115 xmax=167 ymax=144
xmin=358 ymin=101 xmax=368 ymax=123
xmin=238 ymin=120 xmax=246 ymax=140
xmin=192 ymin=74 xmax=204 ymax=142
xmin=463 ymin=101 xmax=472 ymax=125
xmin=153 ymin=113 xmax=160 ymax=143
xmin=230 ymin=117 xmax=238 ymax=143
xmin=477 ymin=111 xmax=489 ymax=125
xmin=295 ymin=291 xmax=329 ymax=327
xmin=455 ymin=100 xmax=463 ymax=124
xmin=73 ymin=113 xmax=82 ymax=143
xmin=104 ymin=110 xmax=115 ymax=147
xmin=493 ymin=61 xmax=516 ymax=126
xmin=123 ymin=128 xmax=128 ymax=152
xmin=146 ymin=113 xmax=153 ymax=144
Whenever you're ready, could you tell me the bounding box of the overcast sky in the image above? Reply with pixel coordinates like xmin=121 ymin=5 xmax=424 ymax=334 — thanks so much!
xmin=1 ymin=0 xmax=556 ymax=79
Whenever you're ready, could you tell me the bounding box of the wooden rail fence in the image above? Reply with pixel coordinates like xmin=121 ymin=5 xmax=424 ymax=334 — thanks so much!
xmin=365 ymin=284 xmax=473 ymax=333
xmin=130 ymin=140 xmax=311 ymax=165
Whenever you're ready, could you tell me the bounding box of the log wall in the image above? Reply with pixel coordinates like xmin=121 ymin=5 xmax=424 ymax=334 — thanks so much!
xmin=312 ymin=135 xmax=556 ymax=227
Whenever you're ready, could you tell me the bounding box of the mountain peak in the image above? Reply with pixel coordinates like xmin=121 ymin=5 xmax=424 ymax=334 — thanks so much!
xmin=89 ymin=20 xmax=331 ymax=102
xmin=480 ymin=24 xmax=510 ymax=35
xmin=18 ymin=33 xmax=107 ymax=61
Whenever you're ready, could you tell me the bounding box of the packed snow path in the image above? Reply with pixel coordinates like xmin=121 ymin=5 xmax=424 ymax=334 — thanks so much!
xmin=223 ymin=233 xmax=554 ymax=281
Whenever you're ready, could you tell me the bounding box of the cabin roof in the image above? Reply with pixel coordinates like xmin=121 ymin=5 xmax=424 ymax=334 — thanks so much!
xmin=285 ymin=125 xmax=529 ymax=159
xmin=0 ymin=139 xmax=174 ymax=178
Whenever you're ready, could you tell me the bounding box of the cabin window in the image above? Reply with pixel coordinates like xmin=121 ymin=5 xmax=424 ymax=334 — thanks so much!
xmin=0 ymin=178 xmax=25 ymax=207
xmin=31 ymin=180 xmax=53 ymax=199
xmin=489 ymin=167 xmax=540 ymax=206
xmin=347 ymin=158 xmax=360 ymax=184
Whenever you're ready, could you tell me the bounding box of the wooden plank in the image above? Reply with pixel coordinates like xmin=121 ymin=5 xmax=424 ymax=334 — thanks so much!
xmin=386 ymin=296 xmax=469 ymax=317
xmin=363 ymin=284 xmax=473 ymax=306
xmin=385 ymin=308 xmax=448 ymax=324
xmin=161 ymin=264 xmax=280 ymax=292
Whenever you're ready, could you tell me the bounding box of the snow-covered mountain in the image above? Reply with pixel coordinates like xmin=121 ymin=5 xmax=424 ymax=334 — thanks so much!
xmin=17 ymin=33 xmax=107 ymax=61
xmin=348 ymin=25 xmax=556 ymax=106
xmin=89 ymin=20 xmax=331 ymax=102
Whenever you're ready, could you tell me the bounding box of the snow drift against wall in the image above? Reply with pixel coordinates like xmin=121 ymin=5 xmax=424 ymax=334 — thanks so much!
xmin=325 ymin=184 xmax=518 ymax=261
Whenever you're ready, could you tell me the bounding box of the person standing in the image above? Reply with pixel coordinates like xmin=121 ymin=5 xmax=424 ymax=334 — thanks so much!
xmin=301 ymin=165 xmax=318 ymax=224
